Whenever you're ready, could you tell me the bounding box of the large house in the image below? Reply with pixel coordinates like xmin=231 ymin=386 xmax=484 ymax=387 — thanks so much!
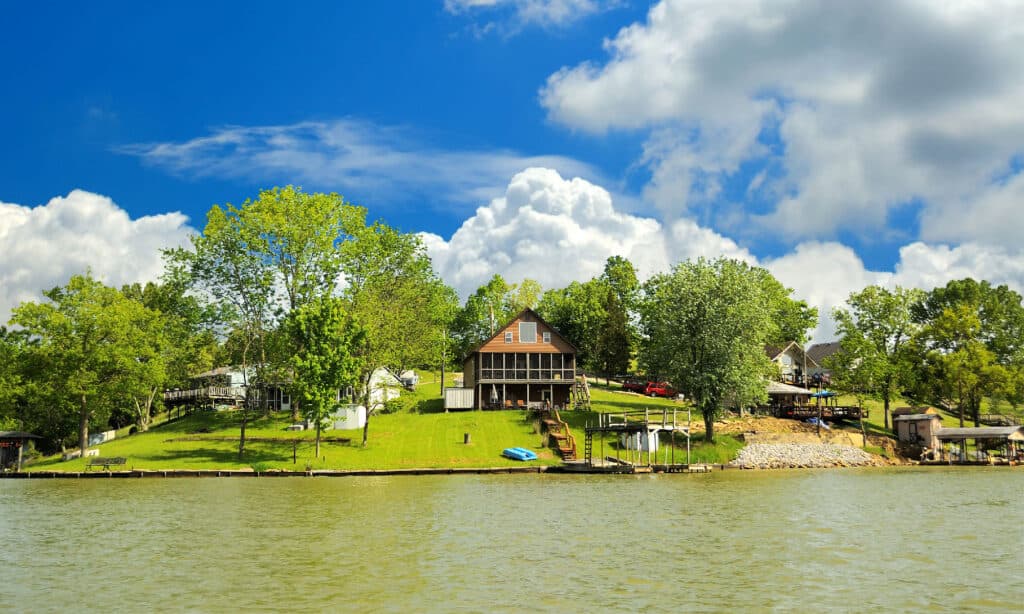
xmin=461 ymin=308 xmax=578 ymax=410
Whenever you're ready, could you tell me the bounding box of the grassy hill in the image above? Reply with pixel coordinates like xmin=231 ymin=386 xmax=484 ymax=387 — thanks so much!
xmin=27 ymin=372 xmax=750 ymax=471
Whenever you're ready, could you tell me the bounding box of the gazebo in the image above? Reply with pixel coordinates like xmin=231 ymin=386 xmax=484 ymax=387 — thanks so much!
xmin=0 ymin=431 xmax=42 ymax=472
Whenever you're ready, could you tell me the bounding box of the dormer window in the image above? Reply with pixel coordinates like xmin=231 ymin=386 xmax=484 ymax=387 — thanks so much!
xmin=504 ymin=332 xmax=513 ymax=343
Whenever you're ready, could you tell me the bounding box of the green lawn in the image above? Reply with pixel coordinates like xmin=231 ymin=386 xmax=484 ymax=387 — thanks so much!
xmin=25 ymin=373 xmax=785 ymax=472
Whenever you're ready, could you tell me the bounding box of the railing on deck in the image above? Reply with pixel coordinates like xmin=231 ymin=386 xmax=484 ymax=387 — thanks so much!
xmin=162 ymin=386 xmax=245 ymax=403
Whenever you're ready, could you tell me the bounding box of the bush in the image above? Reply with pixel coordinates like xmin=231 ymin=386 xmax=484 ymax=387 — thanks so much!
xmin=380 ymin=398 xmax=404 ymax=414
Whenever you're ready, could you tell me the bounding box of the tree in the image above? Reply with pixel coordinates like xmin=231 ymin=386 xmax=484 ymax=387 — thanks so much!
xmin=594 ymin=289 xmax=631 ymax=384
xmin=451 ymin=275 xmax=514 ymax=359
xmin=119 ymin=277 xmax=217 ymax=432
xmin=288 ymin=297 xmax=364 ymax=458
xmin=169 ymin=202 xmax=278 ymax=459
xmin=910 ymin=279 xmax=1023 ymax=426
xmin=10 ymin=273 xmax=163 ymax=454
xmin=639 ymin=258 xmax=784 ymax=442
xmin=601 ymin=255 xmax=640 ymax=312
xmin=831 ymin=285 xmax=924 ymax=431
xmin=536 ymin=279 xmax=606 ymax=370
xmin=341 ymin=218 xmax=454 ymax=445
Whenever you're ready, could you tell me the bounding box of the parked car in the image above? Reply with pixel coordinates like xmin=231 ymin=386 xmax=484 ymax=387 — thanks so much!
xmin=643 ymin=381 xmax=677 ymax=398
xmin=621 ymin=378 xmax=647 ymax=393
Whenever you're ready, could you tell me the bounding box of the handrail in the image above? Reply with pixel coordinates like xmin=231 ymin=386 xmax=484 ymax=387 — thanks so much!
xmin=551 ymin=406 xmax=576 ymax=459
xmin=162 ymin=386 xmax=246 ymax=401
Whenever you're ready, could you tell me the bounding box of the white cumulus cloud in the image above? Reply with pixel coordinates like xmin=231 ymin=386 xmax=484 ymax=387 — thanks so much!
xmin=425 ymin=167 xmax=1024 ymax=344
xmin=0 ymin=190 xmax=193 ymax=323
xmin=423 ymin=167 xmax=668 ymax=297
xmin=540 ymin=0 xmax=1024 ymax=246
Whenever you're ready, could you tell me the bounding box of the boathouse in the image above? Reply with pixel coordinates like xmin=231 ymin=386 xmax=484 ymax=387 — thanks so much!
xmin=0 ymin=431 xmax=41 ymax=472
xmin=461 ymin=308 xmax=578 ymax=410
xmin=893 ymin=413 xmax=943 ymax=449
xmin=935 ymin=426 xmax=1024 ymax=463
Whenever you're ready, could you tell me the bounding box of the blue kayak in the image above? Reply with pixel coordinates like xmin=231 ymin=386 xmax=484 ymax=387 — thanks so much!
xmin=502 ymin=447 xmax=538 ymax=461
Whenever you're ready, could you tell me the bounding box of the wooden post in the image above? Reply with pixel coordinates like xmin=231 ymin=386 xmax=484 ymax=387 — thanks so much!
xmin=293 ymin=440 xmax=297 ymax=464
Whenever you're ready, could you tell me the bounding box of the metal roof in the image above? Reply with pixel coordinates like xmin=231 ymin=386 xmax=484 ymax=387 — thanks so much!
xmin=767 ymin=381 xmax=810 ymax=395
xmin=936 ymin=426 xmax=1024 ymax=441
xmin=894 ymin=414 xmax=942 ymax=421
xmin=0 ymin=431 xmax=41 ymax=440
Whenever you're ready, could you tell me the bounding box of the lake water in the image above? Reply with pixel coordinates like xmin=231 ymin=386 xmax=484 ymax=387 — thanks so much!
xmin=1 ymin=468 xmax=1021 ymax=612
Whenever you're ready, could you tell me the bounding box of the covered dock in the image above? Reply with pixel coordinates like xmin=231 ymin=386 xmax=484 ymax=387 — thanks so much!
xmin=931 ymin=426 xmax=1024 ymax=464
xmin=0 ymin=431 xmax=41 ymax=472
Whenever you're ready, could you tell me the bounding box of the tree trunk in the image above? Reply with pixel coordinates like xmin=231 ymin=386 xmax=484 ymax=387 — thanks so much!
xmin=957 ymin=377 xmax=964 ymax=428
xmin=79 ymin=393 xmax=89 ymax=455
xmin=361 ymin=412 xmax=370 ymax=447
xmin=883 ymin=395 xmax=890 ymax=431
xmin=238 ymin=404 xmax=248 ymax=460
xmin=315 ymin=419 xmax=322 ymax=459
xmin=702 ymin=407 xmax=715 ymax=443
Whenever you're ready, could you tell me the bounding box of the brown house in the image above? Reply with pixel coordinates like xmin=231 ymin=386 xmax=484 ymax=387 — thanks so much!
xmin=463 ymin=308 xmax=578 ymax=410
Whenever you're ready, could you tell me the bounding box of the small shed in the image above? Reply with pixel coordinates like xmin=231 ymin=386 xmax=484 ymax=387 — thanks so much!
xmin=0 ymin=431 xmax=42 ymax=472
xmin=444 ymin=387 xmax=475 ymax=411
xmin=894 ymin=414 xmax=943 ymax=450
xmin=331 ymin=404 xmax=367 ymax=430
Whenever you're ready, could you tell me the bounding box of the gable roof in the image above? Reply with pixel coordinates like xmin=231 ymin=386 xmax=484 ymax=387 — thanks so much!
xmin=807 ymin=341 xmax=843 ymax=364
xmin=764 ymin=341 xmax=819 ymax=368
xmin=466 ymin=307 xmax=579 ymax=356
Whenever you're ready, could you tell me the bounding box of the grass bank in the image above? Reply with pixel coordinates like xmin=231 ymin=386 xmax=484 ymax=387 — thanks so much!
xmin=26 ymin=373 xmax=753 ymax=472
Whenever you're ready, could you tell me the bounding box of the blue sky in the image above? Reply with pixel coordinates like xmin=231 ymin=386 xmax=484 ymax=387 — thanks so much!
xmin=3 ymin=1 xmax=1024 ymax=340
xmin=1 ymin=2 xmax=645 ymax=234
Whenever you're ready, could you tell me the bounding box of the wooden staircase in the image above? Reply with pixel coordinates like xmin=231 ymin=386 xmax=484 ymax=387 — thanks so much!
xmin=539 ymin=407 xmax=577 ymax=461
xmin=571 ymin=376 xmax=591 ymax=410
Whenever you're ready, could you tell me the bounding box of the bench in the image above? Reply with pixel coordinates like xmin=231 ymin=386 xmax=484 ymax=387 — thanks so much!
xmin=87 ymin=457 xmax=127 ymax=471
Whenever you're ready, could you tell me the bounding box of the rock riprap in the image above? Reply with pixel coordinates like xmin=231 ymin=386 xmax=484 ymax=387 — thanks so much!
xmin=731 ymin=442 xmax=876 ymax=469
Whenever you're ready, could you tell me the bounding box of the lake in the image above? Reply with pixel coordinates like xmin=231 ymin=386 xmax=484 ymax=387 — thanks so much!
xmin=1 ymin=468 xmax=1021 ymax=612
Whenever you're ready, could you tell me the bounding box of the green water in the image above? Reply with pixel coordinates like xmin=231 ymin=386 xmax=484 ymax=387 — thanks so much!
xmin=1 ymin=468 xmax=1021 ymax=612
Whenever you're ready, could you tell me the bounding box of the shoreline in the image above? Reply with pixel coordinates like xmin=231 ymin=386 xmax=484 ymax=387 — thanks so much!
xmin=5 ymin=461 xmax=1015 ymax=478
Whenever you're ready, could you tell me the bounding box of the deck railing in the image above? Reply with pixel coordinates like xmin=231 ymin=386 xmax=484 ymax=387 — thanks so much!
xmin=163 ymin=386 xmax=245 ymax=402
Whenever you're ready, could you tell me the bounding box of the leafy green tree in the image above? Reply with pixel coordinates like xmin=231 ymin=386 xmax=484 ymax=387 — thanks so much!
xmin=451 ymin=275 xmax=513 ymax=358
xmin=594 ymin=289 xmax=632 ymax=384
xmin=601 ymin=255 xmax=640 ymax=312
xmin=0 ymin=328 xmax=26 ymax=429
xmin=10 ymin=273 xmax=163 ymax=454
xmin=341 ymin=218 xmax=453 ymax=445
xmin=831 ymin=286 xmax=925 ymax=431
xmin=639 ymin=258 xmax=785 ymax=442
xmin=910 ymin=280 xmax=1023 ymax=426
xmin=536 ymin=279 xmax=606 ymax=370
xmin=505 ymin=278 xmax=542 ymax=314
xmin=169 ymin=202 xmax=278 ymax=459
xmin=119 ymin=277 xmax=218 ymax=431
xmin=288 ymin=297 xmax=364 ymax=458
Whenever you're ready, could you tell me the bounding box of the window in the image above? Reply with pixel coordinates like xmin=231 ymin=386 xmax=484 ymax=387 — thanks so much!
xmin=519 ymin=322 xmax=537 ymax=343
xmin=504 ymin=331 xmax=513 ymax=343
xmin=542 ymin=332 xmax=551 ymax=343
